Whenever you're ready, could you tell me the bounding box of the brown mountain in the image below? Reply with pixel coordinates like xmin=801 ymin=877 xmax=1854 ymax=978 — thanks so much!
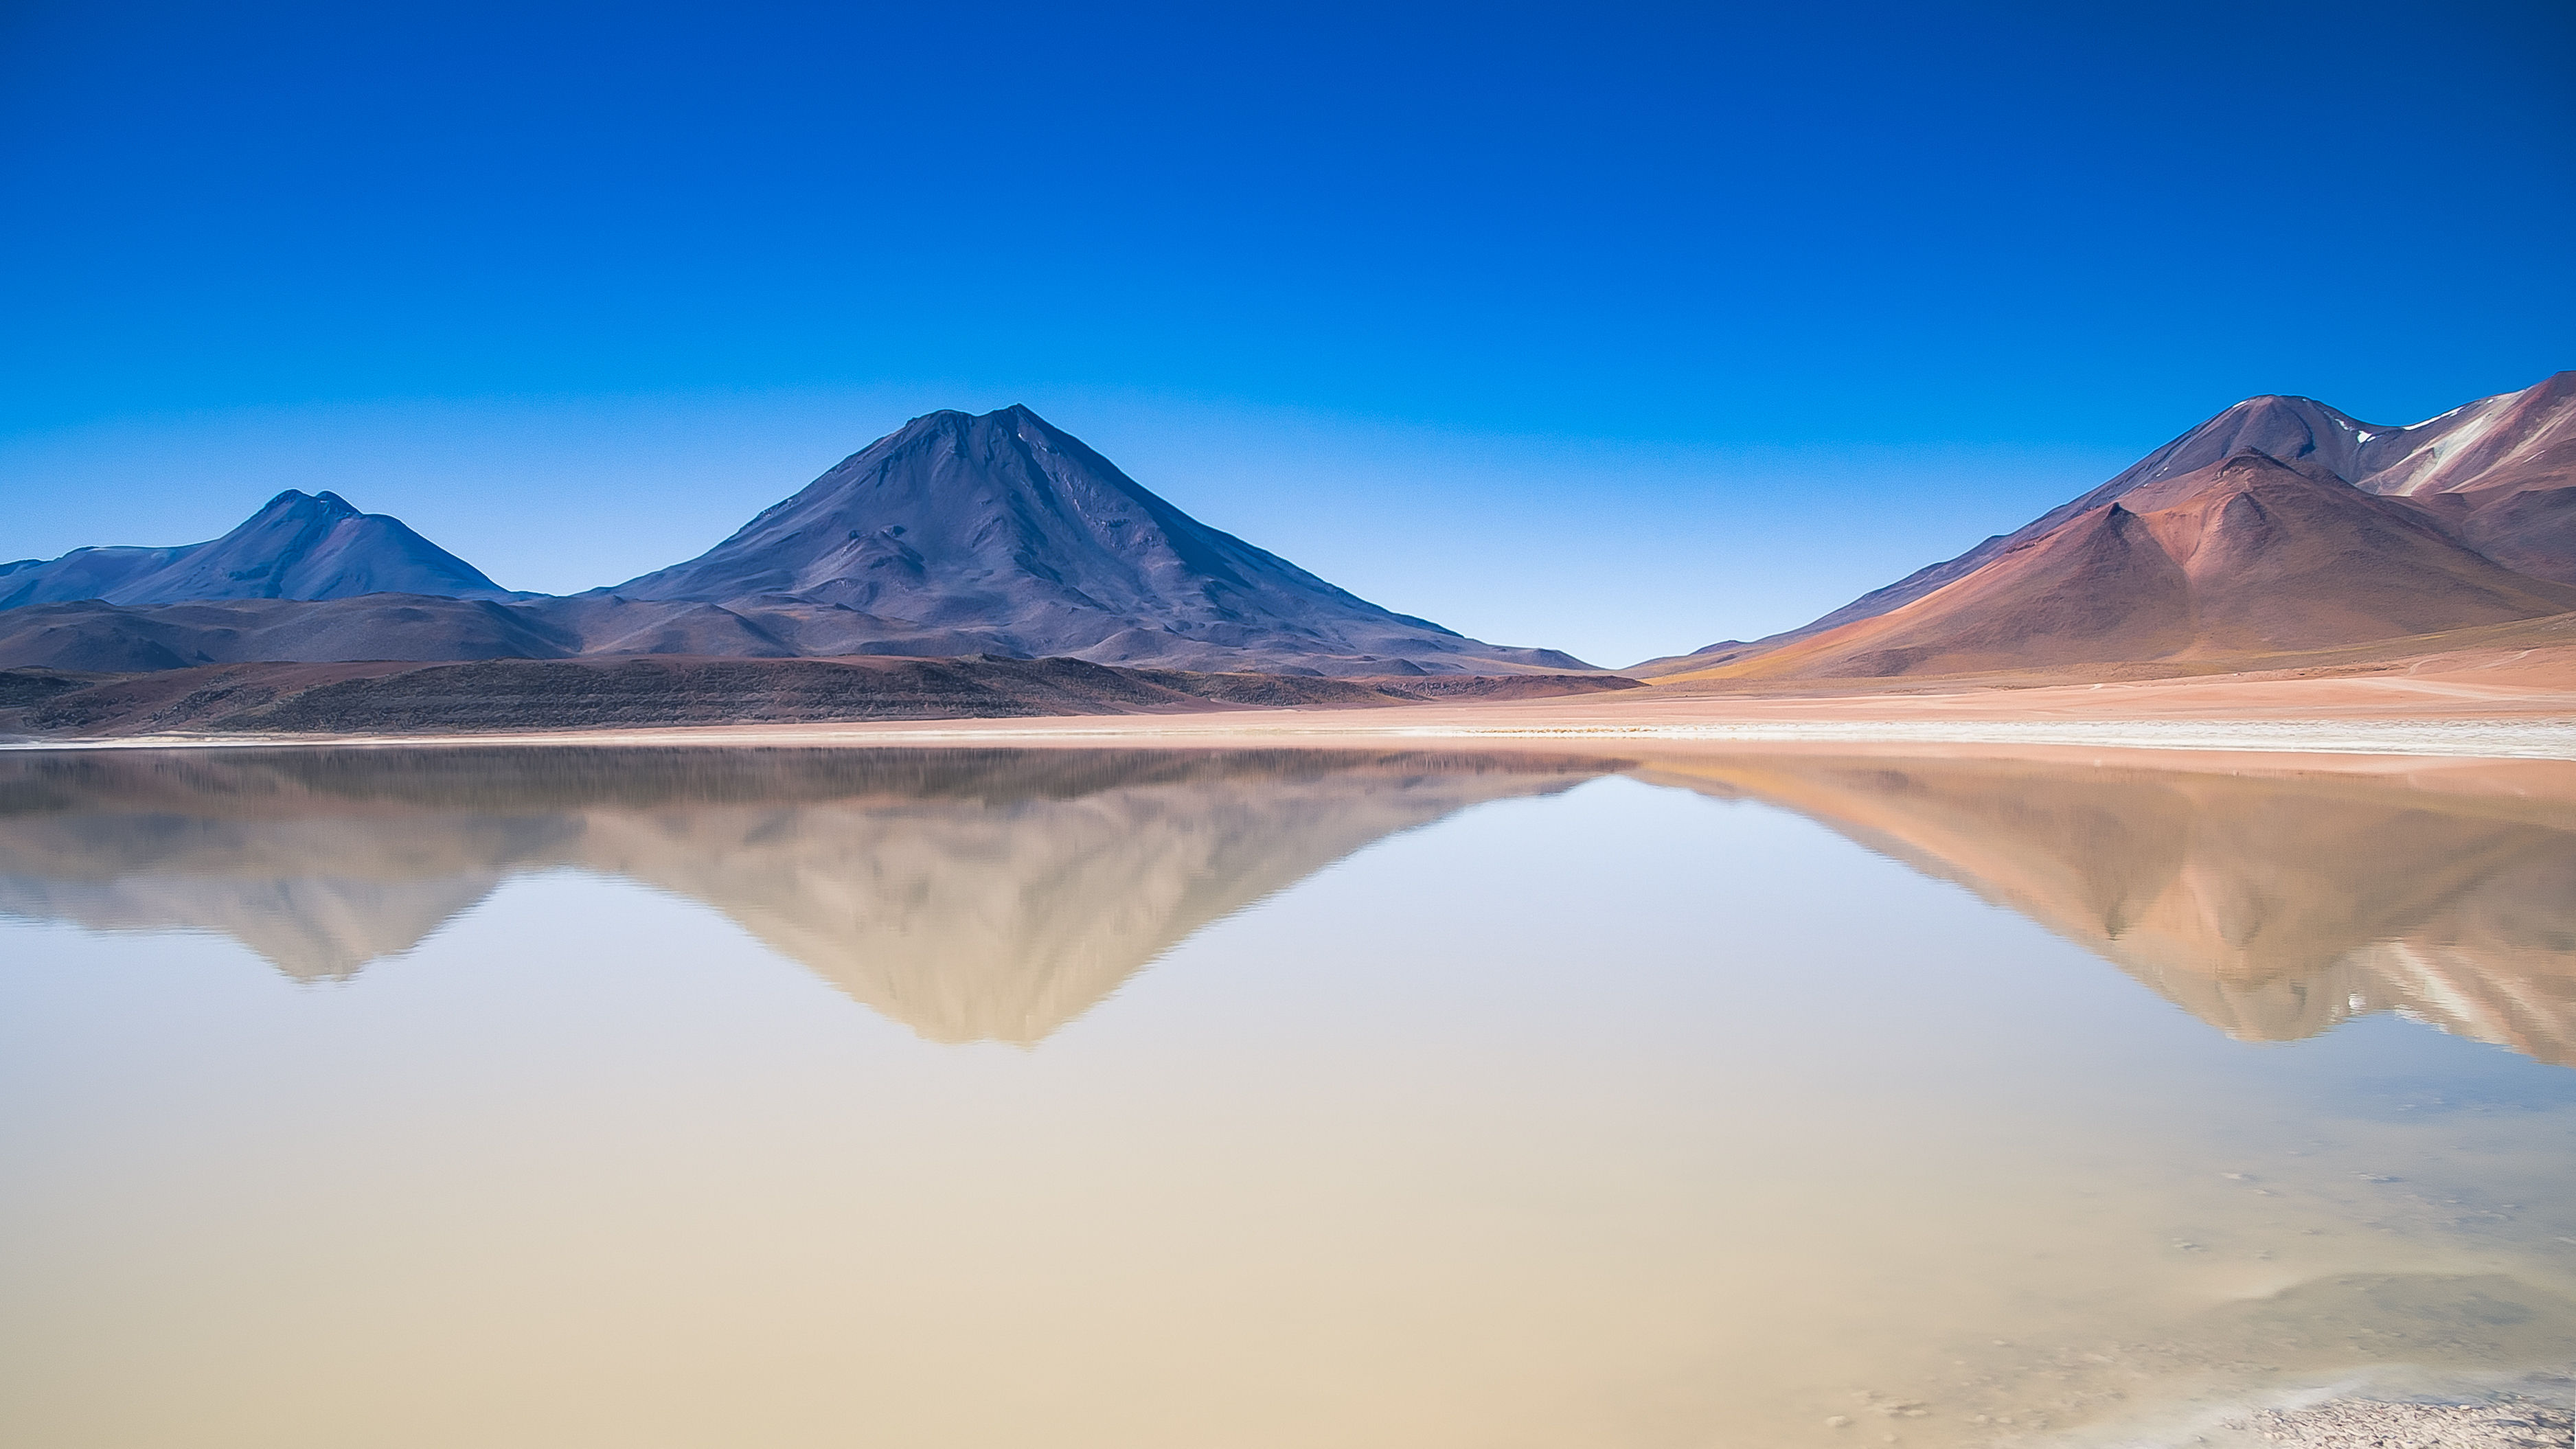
xmin=1648 ymin=371 xmax=2576 ymax=680
xmin=1693 ymin=451 xmax=2576 ymax=681
xmin=2360 ymin=370 xmax=2576 ymax=582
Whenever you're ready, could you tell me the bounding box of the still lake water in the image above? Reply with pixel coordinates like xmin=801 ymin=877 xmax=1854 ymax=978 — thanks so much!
xmin=1 ymin=746 xmax=2570 ymax=1448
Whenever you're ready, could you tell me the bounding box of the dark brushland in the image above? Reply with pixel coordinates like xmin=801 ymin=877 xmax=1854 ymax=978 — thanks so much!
xmin=0 ymin=656 xmax=1641 ymax=738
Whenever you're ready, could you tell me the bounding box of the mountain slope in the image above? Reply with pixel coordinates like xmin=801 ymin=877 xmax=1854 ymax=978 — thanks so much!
xmin=1652 ymin=370 xmax=2576 ymax=675
xmin=0 ymin=490 xmax=512 ymax=608
xmin=1693 ymin=452 xmax=2576 ymax=681
xmin=0 ymin=593 xmax=1003 ymax=674
xmin=1757 ymin=393 xmax=2390 ymax=651
xmin=2359 ymin=370 xmax=2576 ymax=584
xmin=613 ymin=404 xmax=1591 ymax=676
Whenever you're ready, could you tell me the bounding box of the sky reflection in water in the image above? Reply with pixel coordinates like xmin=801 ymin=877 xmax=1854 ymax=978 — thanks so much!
xmin=1 ymin=746 xmax=2571 ymax=1448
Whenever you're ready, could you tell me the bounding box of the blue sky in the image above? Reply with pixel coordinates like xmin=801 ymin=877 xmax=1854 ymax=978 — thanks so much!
xmin=3 ymin=1 xmax=2568 ymax=665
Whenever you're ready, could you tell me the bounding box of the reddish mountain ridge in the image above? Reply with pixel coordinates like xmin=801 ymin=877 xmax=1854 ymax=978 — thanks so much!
xmin=1694 ymin=452 xmax=2576 ymax=681
xmin=1652 ymin=372 xmax=2576 ymax=681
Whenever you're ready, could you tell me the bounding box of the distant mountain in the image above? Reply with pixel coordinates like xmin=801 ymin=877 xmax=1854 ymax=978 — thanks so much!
xmin=0 ymin=490 xmax=512 ymax=609
xmin=1 ymin=415 xmax=1593 ymax=679
xmin=1717 ymin=452 xmax=2576 ymax=680
xmin=1649 ymin=371 xmax=2576 ymax=679
xmin=611 ymin=404 xmax=1591 ymax=676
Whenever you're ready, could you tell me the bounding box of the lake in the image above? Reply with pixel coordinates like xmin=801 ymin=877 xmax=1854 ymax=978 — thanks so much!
xmin=1 ymin=745 xmax=2571 ymax=1448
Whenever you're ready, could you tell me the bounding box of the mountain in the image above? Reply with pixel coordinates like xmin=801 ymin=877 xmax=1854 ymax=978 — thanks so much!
xmin=1649 ymin=371 xmax=2576 ymax=679
xmin=1 ymin=412 xmax=1591 ymax=680
xmin=1706 ymin=451 xmax=2576 ymax=681
xmin=611 ymin=404 xmax=1591 ymax=676
xmin=2355 ymin=369 xmax=2576 ymax=582
xmin=0 ymin=490 xmax=512 ymax=608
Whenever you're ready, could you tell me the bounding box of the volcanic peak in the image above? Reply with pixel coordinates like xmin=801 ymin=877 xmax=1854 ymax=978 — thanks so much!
xmin=607 ymin=404 xmax=1572 ymax=674
xmin=0 ymin=489 xmax=510 ymax=610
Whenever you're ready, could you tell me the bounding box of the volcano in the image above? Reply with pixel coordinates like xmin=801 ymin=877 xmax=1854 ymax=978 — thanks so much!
xmin=0 ymin=490 xmax=512 ymax=610
xmin=608 ymin=404 xmax=1589 ymax=676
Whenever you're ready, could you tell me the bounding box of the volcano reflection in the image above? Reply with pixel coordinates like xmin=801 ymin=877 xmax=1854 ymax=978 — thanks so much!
xmin=5 ymin=746 xmax=2573 ymax=1062
xmin=0 ymin=747 xmax=1613 ymax=1042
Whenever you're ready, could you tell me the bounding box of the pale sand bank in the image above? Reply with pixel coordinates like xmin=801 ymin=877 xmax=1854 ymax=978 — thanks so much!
xmin=10 ymin=705 xmax=2570 ymax=761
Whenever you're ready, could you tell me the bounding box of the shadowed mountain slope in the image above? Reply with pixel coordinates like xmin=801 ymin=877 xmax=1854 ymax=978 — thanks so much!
xmin=0 ymin=748 xmax=1616 ymax=1040
xmin=0 ymin=593 xmax=1001 ymax=674
xmin=611 ymin=404 xmax=1591 ymax=676
xmin=1635 ymin=753 xmax=2576 ymax=1067
xmin=1652 ymin=372 xmax=2576 ymax=675
xmin=0 ymin=490 xmax=511 ymax=609
xmin=0 ymin=656 xmax=1639 ymax=738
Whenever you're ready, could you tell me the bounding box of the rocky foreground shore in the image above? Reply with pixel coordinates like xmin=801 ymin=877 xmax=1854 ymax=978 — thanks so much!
xmin=2195 ymin=1378 xmax=2573 ymax=1448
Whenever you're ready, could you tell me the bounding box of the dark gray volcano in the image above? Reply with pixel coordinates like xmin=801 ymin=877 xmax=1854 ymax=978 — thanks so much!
xmin=0 ymin=490 xmax=512 ymax=609
xmin=610 ymin=405 xmax=1590 ymax=676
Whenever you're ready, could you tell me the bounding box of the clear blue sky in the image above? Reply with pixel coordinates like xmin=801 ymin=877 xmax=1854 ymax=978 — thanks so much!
xmin=3 ymin=1 xmax=2568 ymax=665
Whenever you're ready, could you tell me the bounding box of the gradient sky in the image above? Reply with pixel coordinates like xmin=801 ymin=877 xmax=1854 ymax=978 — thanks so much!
xmin=3 ymin=1 xmax=2570 ymax=666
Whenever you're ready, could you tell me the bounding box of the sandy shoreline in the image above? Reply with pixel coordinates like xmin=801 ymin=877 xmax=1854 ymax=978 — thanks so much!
xmin=8 ymin=702 xmax=2572 ymax=761
xmin=14 ymin=717 xmax=2571 ymax=759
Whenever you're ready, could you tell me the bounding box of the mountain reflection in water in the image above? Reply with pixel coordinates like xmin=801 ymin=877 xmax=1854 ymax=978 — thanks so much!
xmin=5 ymin=744 xmax=2575 ymax=1449
xmin=1 ymin=746 xmax=2572 ymax=1064
xmin=0 ymin=747 xmax=1614 ymax=1043
xmin=1638 ymin=753 xmax=2576 ymax=1068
